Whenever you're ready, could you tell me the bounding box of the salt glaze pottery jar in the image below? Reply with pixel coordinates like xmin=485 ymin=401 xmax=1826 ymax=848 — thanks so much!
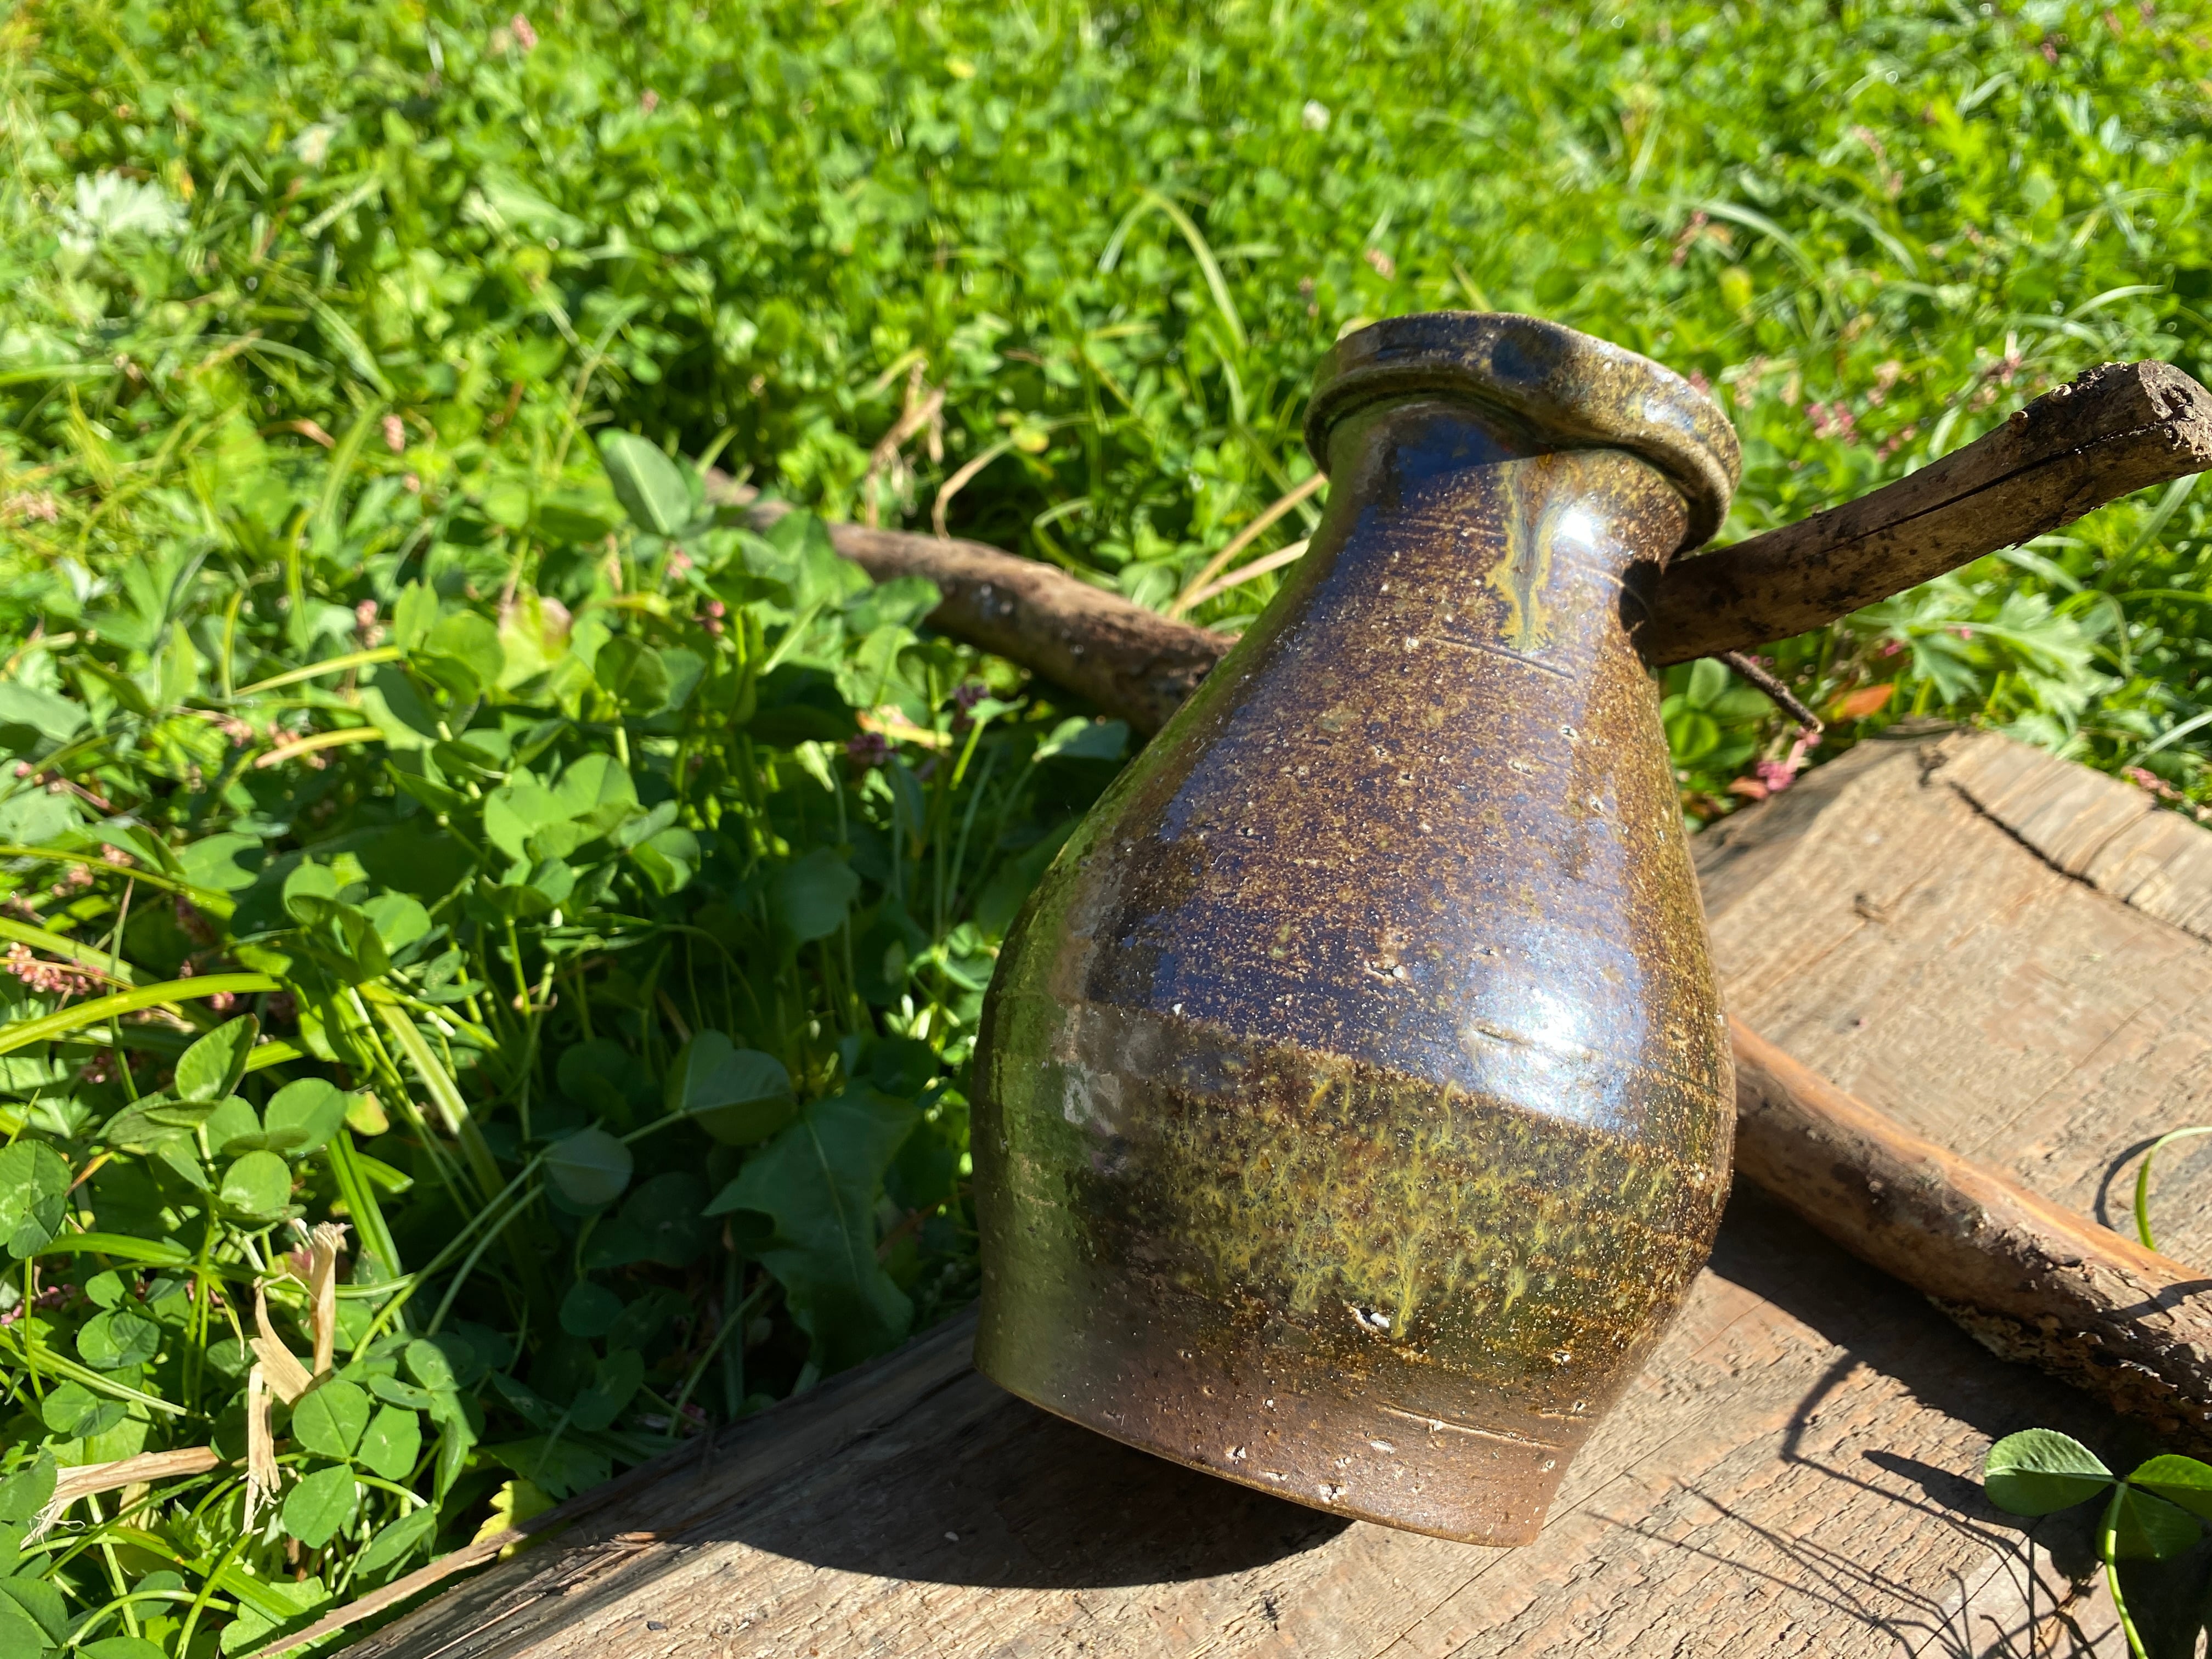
xmin=972 ymin=312 xmax=1743 ymax=1545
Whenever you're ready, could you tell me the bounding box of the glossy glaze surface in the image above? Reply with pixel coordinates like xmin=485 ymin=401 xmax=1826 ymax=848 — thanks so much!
xmin=974 ymin=314 xmax=1741 ymax=1544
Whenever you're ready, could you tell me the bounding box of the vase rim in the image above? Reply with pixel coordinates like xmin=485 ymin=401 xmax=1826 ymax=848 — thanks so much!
xmin=1305 ymin=312 xmax=1742 ymax=554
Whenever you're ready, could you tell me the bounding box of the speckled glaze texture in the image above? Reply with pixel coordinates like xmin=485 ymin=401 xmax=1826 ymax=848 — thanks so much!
xmin=973 ymin=313 xmax=1744 ymax=1545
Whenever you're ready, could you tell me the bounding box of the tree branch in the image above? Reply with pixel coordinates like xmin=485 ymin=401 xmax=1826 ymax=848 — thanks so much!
xmin=722 ymin=359 xmax=2212 ymax=731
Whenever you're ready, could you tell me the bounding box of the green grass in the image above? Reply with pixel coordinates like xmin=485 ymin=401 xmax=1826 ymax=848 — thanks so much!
xmin=1 ymin=0 xmax=2210 ymax=1650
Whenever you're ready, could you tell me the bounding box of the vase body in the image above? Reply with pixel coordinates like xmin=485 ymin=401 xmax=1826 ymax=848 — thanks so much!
xmin=972 ymin=313 xmax=1743 ymax=1545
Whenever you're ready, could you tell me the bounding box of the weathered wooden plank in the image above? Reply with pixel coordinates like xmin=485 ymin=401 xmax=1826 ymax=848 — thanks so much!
xmin=355 ymin=729 xmax=2212 ymax=1657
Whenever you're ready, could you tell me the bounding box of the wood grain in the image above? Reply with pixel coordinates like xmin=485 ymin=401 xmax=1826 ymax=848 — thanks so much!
xmin=726 ymin=360 xmax=2212 ymax=730
xmin=352 ymin=729 xmax=2212 ymax=1658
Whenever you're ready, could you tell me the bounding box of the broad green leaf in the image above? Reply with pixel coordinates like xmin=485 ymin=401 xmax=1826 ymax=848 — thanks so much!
xmin=667 ymin=1032 xmax=795 ymax=1146
xmin=178 ymin=832 xmax=266 ymax=891
xmin=585 ymin=1173 xmax=710 ymax=1271
xmin=280 ymin=859 xmax=341 ymax=921
xmin=0 ymin=1576 xmax=66 ymax=1645
xmin=593 ymin=634 xmax=672 ymax=714
xmin=1034 ymin=716 xmax=1130 ymax=763
xmin=369 ymin=1375 xmax=433 ymax=1409
xmin=0 ymin=1584 xmax=52 ymax=1655
xmin=0 ymin=683 xmax=87 ymax=744
xmin=403 ymin=1339 xmax=458 ymax=1393
xmin=705 ymin=1088 xmax=918 ymax=1371
xmin=555 ymin=1040 xmax=647 ymax=1119
xmin=0 ymin=1455 xmax=55 ymax=1525
xmin=485 ymin=1436 xmax=608 ymax=1502
xmin=84 ymin=1639 xmax=168 ymax=1659
xmin=391 ymin=583 xmax=440 ymax=653
xmin=261 ymin=1077 xmax=350 ymax=1155
xmin=360 ymin=892 xmax=432 ymax=955
xmin=98 ymin=1092 xmax=219 ymax=1151
xmin=1664 ymin=707 xmax=1722 ymax=764
xmin=560 ymin=1280 xmax=624 ymax=1338
xmin=498 ymin=590 xmax=576 ymax=686
xmin=41 ymin=1380 xmax=124 ymax=1439
xmin=0 ymin=1140 xmax=70 ymax=1257
xmin=2105 ymin=1482 xmax=2202 ymax=1561
xmin=218 ymin=1150 xmax=294 ymax=1219
xmin=551 ymin=752 xmax=637 ymax=833
xmin=1686 ymin=656 xmax=1729 ymax=709
xmin=2130 ymin=1454 xmax=2212 ymax=1520
xmin=204 ymin=1093 xmax=261 ymax=1154
xmin=357 ymin=1505 xmax=437 ymax=1577
xmin=357 ymin=664 xmax=441 ymax=752
xmin=481 ymin=479 xmax=533 ymax=529
xmin=483 ymin=781 xmax=564 ymax=863
xmin=76 ymin=1307 xmax=160 ymax=1371
xmin=286 ymin=891 xmax=391 ymax=984
xmin=633 ymin=825 xmax=701 ymax=895
xmin=597 ymin=430 xmax=696 ymax=538
xmin=771 ymin=849 xmax=859 ymax=943
xmin=567 ymin=1346 xmax=645 ymax=1431
xmin=415 ymin=611 xmax=506 ymax=702
xmin=544 ymin=1126 xmax=633 ymax=1209
xmin=292 ymin=1377 xmax=371 ymax=1459
xmin=281 ymin=1464 xmax=359 ymax=1548
xmin=1983 ymin=1429 xmax=2112 ymax=1516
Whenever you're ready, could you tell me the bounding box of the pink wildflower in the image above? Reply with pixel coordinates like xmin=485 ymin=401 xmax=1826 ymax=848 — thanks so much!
xmin=11 ymin=763 xmax=30 ymax=778
xmin=641 ymin=89 xmax=659 ymax=114
xmin=666 ymin=547 xmax=695 ymax=578
xmin=219 ymin=716 xmax=255 ymax=746
xmin=5 ymin=943 xmax=97 ymax=996
xmin=1671 ymin=210 xmax=1709 ymax=267
xmin=3 ymin=493 xmax=59 ymax=524
xmin=382 ymin=414 xmax=406 ymax=453
xmin=1805 ymin=402 xmax=1858 ymax=442
xmin=511 ymin=12 xmax=538 ymax=49
xmin=2126 ymin=766 xmax=2185 ymax=803
xmin=100 ymin=844 xmax=133 ymax=868
xmin=81 ymin=1049 xmax=117 ymax=1086
xmin=1686 ymin=370 xmax=1711 ymax=397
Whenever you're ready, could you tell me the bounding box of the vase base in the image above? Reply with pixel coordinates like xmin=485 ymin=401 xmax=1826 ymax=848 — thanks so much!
xmin=976 ymin=1275 xmax=1581 ymax=1547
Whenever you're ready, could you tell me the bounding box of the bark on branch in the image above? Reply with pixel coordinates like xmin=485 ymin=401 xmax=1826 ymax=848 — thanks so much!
xmin=726 ymin=359 xmax=2212 ymax=732
xmin=1645 ymin=360 xmax=2212 ymax=664
xmin=1731 ymin=1021 xmax=2212 ymax=1454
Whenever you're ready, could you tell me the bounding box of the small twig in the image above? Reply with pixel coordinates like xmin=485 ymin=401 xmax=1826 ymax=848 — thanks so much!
xmin=1719 ymin=650 xmax=1824 ymax=738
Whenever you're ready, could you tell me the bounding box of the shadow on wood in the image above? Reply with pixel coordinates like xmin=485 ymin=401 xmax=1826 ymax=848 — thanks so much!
xmin=700 ymin=1378 xmax=1349 ymax=1591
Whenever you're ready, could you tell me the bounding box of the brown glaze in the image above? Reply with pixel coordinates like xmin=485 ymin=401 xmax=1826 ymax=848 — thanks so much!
xmin=972 ymin=314 xmax=1742 ymax=1544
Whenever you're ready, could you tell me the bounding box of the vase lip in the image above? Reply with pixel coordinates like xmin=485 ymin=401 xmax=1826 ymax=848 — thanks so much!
xmin=1305 ymin=311 xmax=1742 ymax=554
